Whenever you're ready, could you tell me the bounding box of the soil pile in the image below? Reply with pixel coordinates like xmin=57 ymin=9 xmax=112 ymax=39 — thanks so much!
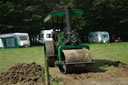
xmin=0 ymin=63 xmax=45 ymax=85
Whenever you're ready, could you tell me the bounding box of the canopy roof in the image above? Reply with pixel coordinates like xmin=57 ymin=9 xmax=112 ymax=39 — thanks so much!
xmin=44 ymin=9 xmax=83 ymax=23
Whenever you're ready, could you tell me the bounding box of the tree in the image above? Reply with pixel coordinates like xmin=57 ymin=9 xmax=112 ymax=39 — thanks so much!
xmin=0 ymin=0 xmax=128 ymax=42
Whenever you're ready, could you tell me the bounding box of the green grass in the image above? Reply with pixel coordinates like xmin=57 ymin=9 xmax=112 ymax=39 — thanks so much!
xmin=0 ymin=46 xmax=44 ymax=72
xmin=87 ymin=42 xmax=128 ymax=71
xmin=89 ymin=42 xmax=128 ymax=63
xmin=0 ymin=42 xmax=128 ymax=72
xmin=51 ymin=81 xmax=63 ymax=85
xmin=0 ymin=42 xmax=128 ymax=85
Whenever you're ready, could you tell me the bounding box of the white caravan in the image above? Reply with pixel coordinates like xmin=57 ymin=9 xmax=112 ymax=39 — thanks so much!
xmin=88 ymin=31 xmax=110 ymax=43
xmin=39 ymin=29 xmax=53 ymax=44
xmin=0 ymin=33 xmax=30 ymax=47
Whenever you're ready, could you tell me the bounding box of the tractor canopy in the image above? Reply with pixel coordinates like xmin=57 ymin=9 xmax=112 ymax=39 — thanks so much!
xmin=44 ymin=9 xmax=83 ymax=23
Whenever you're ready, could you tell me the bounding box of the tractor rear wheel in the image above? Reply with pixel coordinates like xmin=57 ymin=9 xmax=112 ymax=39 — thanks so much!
xmin=44 ymin=41 xmax=56 ymax=67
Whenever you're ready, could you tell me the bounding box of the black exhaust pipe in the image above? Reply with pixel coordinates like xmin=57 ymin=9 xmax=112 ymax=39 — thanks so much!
xmin=64 ymin=5 xmax=72 ymax=44
xmin=65 ymin=5 xmax=72 ymax=34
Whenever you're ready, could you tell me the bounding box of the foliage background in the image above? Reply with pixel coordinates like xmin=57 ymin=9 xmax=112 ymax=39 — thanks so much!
xmin=0 ymin=0 xmax=128 ymax=43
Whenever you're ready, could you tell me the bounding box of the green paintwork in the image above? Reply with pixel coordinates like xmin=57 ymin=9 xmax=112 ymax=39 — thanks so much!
xmin=52 ymin=31 xmax=90 ymax=61
xmin=44 ymin=9 xmax=83 ymax=22
xmin=58 ymin=45 xmax=90 ymax=61
xmin=52 ymin=32 xmax=65 ymax=47
xmin=57 ymin=32 xmax=65 ymax=46
xmin=52 ymin=32 xmax=58 ymax=47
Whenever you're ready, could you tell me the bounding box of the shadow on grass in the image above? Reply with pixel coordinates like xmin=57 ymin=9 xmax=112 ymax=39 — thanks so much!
xmin=92 ymin=59 xmax=121 ymax=72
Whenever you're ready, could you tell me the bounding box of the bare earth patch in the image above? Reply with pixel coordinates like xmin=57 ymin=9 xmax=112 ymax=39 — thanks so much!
xmin=0 ymin=63 xmax=45 ymax=85
xmin=50 ymin=61 xmax=128 ymax=85
xmin=0 ymin=61 xmax=128 ymax=85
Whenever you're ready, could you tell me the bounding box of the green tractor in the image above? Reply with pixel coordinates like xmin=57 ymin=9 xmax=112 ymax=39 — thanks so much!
xmin=44 ymin=5 xmax=94 ymax=74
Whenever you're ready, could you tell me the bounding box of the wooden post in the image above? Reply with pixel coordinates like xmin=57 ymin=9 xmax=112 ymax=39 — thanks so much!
xmin=44 ymin=58 xmax=50 ymax=85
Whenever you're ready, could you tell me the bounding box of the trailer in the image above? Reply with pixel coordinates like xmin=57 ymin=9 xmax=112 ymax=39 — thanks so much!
xmin=0 ymin=33 xmax=30 ymax=48
xmin=39 ymin=29 xmax=53 ymax=44
xmin=88 ymin=31 xmax=110 ymax=43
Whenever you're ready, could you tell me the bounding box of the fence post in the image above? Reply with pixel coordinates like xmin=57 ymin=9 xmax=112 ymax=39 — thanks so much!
xmin=44 ymin=58 xmax=50 ymax=85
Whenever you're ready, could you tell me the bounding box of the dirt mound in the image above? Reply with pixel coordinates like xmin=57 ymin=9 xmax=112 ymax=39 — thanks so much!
xmin=0 ymin=63 xmax=45 ymax=85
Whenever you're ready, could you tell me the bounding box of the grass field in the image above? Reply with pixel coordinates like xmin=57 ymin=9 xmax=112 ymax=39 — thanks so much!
xmin=88 ymin=42 xmax=128 ymax=71
xmin=0 ymin=46 xmax=44 ymax=72
xmin=0 ymin=42 xmax=128 ymax=72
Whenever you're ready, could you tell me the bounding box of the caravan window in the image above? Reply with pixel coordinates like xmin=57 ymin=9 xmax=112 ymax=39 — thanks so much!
xmin=20 ymin=36 xmax=27 ymax=40
xmin=6 ymin=39 xmax=15 ymax=47
xmin=102 ymin=34 xmax=108 ymax=38
xmin=46 ymin=34 xmax=52 ymax=38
